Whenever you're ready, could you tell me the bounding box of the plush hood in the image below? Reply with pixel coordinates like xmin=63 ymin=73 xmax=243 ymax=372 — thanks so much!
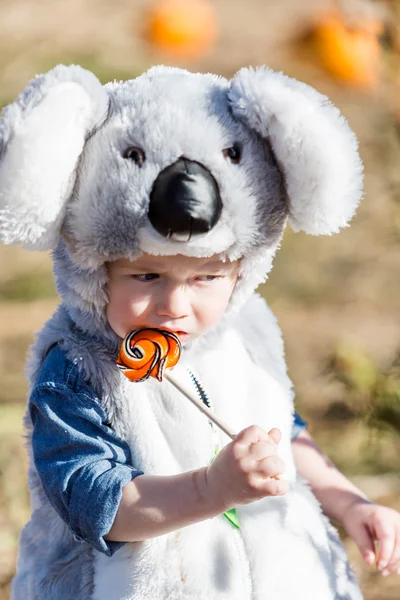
xmin=0 ymin=64 xmax=363 ymax=339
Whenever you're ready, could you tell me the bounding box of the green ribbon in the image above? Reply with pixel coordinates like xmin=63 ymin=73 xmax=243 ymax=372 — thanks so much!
xmin=223 ymin=507 xmax=240 ymax=528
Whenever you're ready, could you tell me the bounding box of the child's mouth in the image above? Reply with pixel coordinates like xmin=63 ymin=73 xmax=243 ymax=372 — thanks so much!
xmin=174 ymin=330 xmax=188 ymax=339
xmin=150 ymin=327 xmax=189 ymax=340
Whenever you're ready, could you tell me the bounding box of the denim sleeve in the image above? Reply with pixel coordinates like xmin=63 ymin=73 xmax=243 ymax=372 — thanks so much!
xmin=291 ymin=412 xmax=308 ymax=440
xmin=29 ymin=382 xmax=144 ymax=556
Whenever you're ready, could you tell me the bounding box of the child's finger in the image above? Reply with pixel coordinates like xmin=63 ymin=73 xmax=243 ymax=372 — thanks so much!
xmin=385 ymin=531 xmax=400 ymax=573
xmin=257 ymin=475 xmax=289 ymax=497
xmin=248 ymin=440 xmax=278 ymax=460
xmin=234 ymin=425 xmax=270 ymax=447
xmin=375 ymin=519 xmax=396 ymax=572
xmin=363 ymin=550 xmax=375 ymax=567
xmin=256 ymin=455 xmax=285 ymax=479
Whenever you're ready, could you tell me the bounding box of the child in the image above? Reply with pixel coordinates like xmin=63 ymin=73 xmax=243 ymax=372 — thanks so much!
xmin=0 ymin=63 xmax=398 ymax=599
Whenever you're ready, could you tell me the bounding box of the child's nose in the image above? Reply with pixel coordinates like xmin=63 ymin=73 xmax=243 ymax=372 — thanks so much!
xmin=157 ymin=285 xmax=190 ymax=319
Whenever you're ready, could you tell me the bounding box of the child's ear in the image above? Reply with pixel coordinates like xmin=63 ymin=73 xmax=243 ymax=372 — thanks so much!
xmin=0 ymin=64 xmax=109 ymax=250
xmin=228 ymin=66 xmax=363 ymax=235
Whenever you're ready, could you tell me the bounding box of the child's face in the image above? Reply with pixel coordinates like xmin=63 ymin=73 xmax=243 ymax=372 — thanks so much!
xmin=106 ymin=253 xmax=239 ymax=343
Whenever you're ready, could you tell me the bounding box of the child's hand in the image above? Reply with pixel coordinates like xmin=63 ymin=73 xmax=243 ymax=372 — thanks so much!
xmin=342 ymin=500 xmax=400 ymax=575
xmin=206 ymin=425 xmax=288 ymax=510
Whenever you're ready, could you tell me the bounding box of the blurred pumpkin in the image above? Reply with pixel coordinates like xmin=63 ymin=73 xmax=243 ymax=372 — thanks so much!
xmin=147 ymin=0 xmax=218 ymax=59
xmin=311 ymin=11 xmax=383 ymax=88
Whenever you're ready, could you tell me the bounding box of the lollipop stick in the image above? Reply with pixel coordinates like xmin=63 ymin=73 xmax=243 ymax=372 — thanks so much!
xmin=164 ymin=368 xmax=236 ymax=440
xmin=117 ymin=328 xmax=236 ymax=440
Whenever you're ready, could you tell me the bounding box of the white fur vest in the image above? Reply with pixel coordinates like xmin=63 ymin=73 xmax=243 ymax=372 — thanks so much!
xmin=12 ymin=294 xmax=363 ymax=600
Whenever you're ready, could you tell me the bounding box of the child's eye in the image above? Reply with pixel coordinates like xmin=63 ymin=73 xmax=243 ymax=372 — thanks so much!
xmin=195 ymin=275 xmax=220 ymax=282
xmin=131 ymin=273 xmax=159 ymax=282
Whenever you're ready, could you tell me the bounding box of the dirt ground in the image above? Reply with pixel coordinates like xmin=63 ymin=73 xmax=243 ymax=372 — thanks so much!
xmin=0 ymin=0 xmax=400 ymax=598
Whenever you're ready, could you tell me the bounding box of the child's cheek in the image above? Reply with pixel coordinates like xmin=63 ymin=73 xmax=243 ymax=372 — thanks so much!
xmin=198 ymin=301 xmax=225 ymax=333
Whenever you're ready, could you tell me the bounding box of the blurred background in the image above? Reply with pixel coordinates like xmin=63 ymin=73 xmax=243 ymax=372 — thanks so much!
xmin=0 ymin=0 xmax=400 ymax=598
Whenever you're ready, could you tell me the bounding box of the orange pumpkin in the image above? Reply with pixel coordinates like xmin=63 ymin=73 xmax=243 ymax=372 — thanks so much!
xmin=311 ymin=12 xmax=383 ymax=88
xmin=147 ymin=0 xmax=218 ymax=59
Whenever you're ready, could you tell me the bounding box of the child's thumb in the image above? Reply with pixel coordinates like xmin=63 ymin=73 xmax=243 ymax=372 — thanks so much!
xmin=268 ymin=428 xmax=281 ymax=446
xmin=351 ymin=525 xmax=375 ymax=565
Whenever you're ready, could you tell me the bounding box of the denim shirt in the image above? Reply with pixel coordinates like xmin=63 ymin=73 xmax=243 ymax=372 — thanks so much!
xmin=29 ymin=344 xmax=307 ymax=557
xmin=29 ymin=344 xmax=144 ymax=556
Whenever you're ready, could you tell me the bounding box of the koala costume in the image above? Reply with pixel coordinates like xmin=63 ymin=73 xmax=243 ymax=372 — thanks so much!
xmin=0 ymin=65 xmax=364 ymax=599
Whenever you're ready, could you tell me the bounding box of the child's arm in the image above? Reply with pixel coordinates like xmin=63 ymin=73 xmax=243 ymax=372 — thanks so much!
xmin=105 ymin=426 xmax=288 ymax=542
xmin=30 ymin=372 xmax=286 ymax=555
xmin=292 ymin=430 xmax=400 ymax=575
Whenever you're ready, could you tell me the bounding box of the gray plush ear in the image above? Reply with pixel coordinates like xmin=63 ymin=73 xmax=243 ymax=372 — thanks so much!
xmin=228 ymin=67 xmax=363 ymax=235
xmin=0 ymin=65 xmax=109 ymax=250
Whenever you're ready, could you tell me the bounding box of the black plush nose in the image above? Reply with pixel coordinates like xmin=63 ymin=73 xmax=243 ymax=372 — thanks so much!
xmin=148 ymin=158 xmax=222 ymax=242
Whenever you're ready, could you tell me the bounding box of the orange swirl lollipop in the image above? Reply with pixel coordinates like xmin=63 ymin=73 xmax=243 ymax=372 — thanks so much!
xmin=117 ymin=328 xmax=181 ymax=382
xmin=117 ymin=327 xmax=236 ymax=440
